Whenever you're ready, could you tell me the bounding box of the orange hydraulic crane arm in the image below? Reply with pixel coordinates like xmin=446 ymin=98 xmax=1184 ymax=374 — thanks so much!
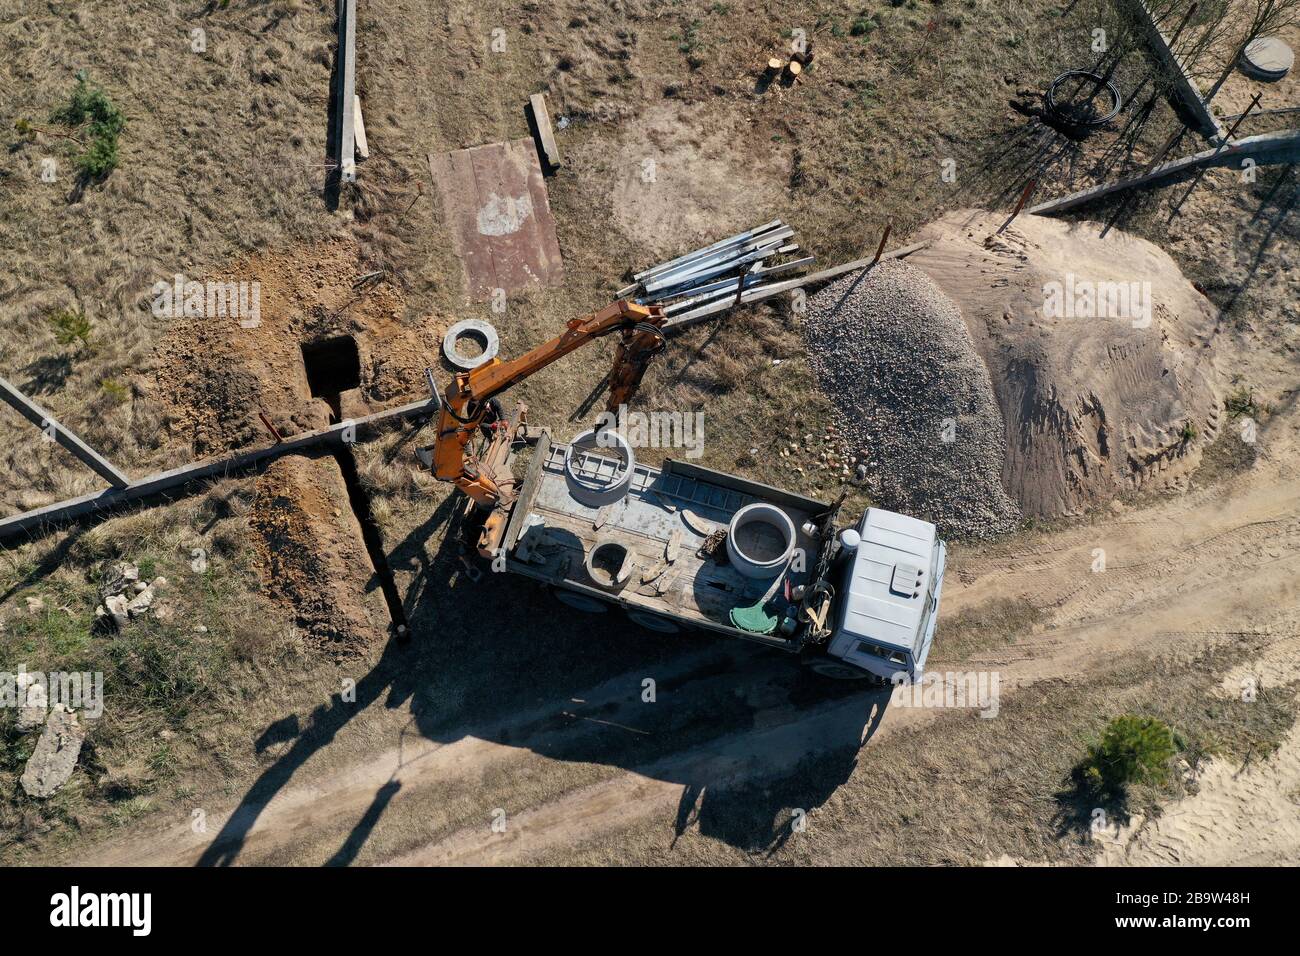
xmin=427 ymin=299 xmax=665 ymax=510
xmin=457 ymin=299 xmax=657 ymax=404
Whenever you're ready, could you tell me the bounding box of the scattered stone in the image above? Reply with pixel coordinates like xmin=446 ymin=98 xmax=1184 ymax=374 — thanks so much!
xmin=20 ymin=707 xmax=86 ymax=798
xmin=103 ymin=594 xmax=131 ymax=630
xmin=16 ymin=673 xmax=47 ymax=732
xmin=126 ymin=587 xmax=155 ymax=616
xmin=804 ymin=258 xmax=1020 ymax=539
xmin=24 ymin=596 xmax=44 ymax=615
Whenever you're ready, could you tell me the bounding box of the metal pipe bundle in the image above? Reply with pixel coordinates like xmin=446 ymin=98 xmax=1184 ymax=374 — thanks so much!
xmin=617 ymin=221 xmax=813 ymax=327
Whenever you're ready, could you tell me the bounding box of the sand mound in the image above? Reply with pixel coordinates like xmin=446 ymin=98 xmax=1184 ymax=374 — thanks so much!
xmin=804 ymin=258 xmax=1021 ymax=539
xmin=909 ymin=210 xmax=1221 ymax=518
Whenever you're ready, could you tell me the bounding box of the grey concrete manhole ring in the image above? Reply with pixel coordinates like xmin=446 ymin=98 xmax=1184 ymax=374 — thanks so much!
xmin=1240 ymin=37 xmax=1294 ymax=81
xmin=442 ymin=319 xmax=500 ymax=370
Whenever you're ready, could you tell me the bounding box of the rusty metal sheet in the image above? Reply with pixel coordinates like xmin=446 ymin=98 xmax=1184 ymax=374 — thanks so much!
xmin=428 ymin=138 xmax=564 ymax=302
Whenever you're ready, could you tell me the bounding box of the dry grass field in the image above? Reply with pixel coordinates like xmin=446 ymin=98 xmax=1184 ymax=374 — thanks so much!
xmin=0 ymin=0 xmax=1296 ymax=865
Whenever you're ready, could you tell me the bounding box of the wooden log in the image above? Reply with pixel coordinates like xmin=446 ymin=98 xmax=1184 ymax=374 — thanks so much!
xmin=528 ymin=92 xmax=561 ymax=172
xmin=791 ymin=40 xmax=815 ymax=66
xmin=783 ymin=60 xmax=802 ymax=82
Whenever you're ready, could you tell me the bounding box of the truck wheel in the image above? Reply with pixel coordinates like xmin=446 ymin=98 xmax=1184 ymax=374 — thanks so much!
xmin=552 ymin=589 xmax=609 ymax=614
xmin=806 ymin=659 xmax=870 ymax=680
xmin=627 ymin=610 xmax=680 ymax=634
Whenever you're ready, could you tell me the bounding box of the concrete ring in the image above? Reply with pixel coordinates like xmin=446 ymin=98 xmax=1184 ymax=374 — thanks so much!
xmin=442 ymin=319 xmax=500 ymax=370
xmin=564 ymin=428 xmax=636 ymax=508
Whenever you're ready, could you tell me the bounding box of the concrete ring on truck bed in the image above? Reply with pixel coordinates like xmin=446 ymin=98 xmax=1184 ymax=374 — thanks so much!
xmin=564 ymin=428 xmax=635 ymax=508
xmin=552 ymin=588 xmax=608 ymax=613
xmin=584 ymin=539 xmax=636 ymax=591
xmin=627 ymin=610 xmax=681 ymax=634
xmin=442 ymin=319 xmax=500 ymax=370
xmin=726 ymin=502 xmax=796 ymax=579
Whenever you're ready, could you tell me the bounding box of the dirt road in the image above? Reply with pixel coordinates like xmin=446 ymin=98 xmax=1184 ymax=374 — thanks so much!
xmin=70 ymin=409 xmax=1300 ymax=867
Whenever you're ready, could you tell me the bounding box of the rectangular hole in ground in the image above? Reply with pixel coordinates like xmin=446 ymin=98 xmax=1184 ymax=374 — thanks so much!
xmin=301 ymin=335 xmax=361 ymax=406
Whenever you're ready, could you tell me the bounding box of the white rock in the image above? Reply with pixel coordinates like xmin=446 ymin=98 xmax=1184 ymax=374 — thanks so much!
xmin=24 ymin=596 xmax=44 ymax=615
xmin=16 ymin=674 xmax=47 ymax=732
xmin=104 ymin=594 xmax=131 ymax=630
xmin=126 ymin=587 xmax=154 ymax=616
xmin=20 ymin=707 xmax=86 ymax=798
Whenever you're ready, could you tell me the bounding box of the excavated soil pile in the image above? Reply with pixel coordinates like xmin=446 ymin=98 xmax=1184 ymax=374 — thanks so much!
xmin=249 ymin=455 xmax=391 ymax=656
xmin=805 ymin=259 xmax=1021 ymax=539
xmin=156 ymin=239 xmax=443 ymax=458
xmin=910 ymin=210 xmax=1221 ymax=517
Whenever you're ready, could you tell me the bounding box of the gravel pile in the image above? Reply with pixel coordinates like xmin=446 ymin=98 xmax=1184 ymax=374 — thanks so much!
xmin=803 ymin=258 xmax=1020 ymax=539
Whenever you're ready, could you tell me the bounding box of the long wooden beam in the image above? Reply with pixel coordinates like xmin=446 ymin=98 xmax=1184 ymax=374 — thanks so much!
xmin=1125 ymin=0 xmax=1227 ymax=142
xmin=336 ymin=0 xmax=358 ymax=183
xmin=1030 ymin=128 xmax=1300 ymax=215
xmin=0 ymin=375 xmax=130 ymax=489
xmin=0 ymin=398 xmax=438 ymax=544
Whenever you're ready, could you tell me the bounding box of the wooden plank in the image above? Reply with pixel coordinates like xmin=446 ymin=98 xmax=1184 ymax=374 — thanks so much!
xmin=517 ymin=138 xmax=565 ymax=286
xmin=432 ymin=138 xmax=563 ymax=301
xmin=528 ymin=92 xmax=561 ymax=172
xmin=0 ymin=399 xmax=438 ymax=543
xmin=336 ymin=0 xmax=357 ymax=182
xmin=353 ymin=94 xmax=369 ymax=160
xmin=469 ymin=142 xmax=528 ymax=292
xmin=429 ymin=149 xmax=495 ymax=300
xmin=1030 ymin=128 xmax=1300 ymax=215
xmin=0 ymin=376 xmax=130 ymax=488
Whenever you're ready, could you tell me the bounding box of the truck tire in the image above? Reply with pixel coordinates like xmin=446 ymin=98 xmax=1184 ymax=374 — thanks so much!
xmin=626 ymin=610 xmax=680 ymax=634
xmin=806 ymin=659 xmax=871 ymax=680
xmin=551 ymin=588 xmax=609 ymax=614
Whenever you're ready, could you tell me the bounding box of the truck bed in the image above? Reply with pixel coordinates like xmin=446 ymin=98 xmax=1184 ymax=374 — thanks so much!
xmin=502 ymin=434 xmax=829 ymax=647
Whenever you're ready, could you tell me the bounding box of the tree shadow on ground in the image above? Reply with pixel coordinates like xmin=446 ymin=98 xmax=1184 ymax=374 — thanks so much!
xmin=19 ymin=355 xmax=75 ymax=396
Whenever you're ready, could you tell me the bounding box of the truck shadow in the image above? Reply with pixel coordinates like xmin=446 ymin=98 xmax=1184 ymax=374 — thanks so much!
xmin=197 ymin=506 xmax=893 ymax=866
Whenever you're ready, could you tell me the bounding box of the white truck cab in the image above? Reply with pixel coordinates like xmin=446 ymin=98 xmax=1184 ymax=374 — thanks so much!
xmin=826 ymin=508 xmax=946 ymax=682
